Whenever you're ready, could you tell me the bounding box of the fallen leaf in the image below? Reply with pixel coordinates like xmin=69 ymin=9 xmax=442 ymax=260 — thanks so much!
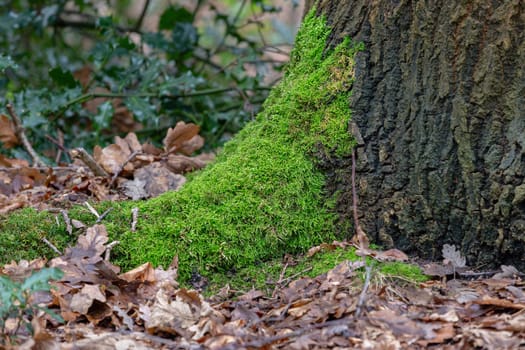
xmin=163 ymin=121 xmax=200 ymax=155
xmin=374 ymin=248 xmax=409 ymax=262
xmin=0 ymin=114 xmax=18 ymax=148
xmin=442 ymin=244 xmax=466 ymax=268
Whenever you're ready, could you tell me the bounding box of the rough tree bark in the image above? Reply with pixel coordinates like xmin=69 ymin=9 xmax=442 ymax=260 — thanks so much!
xmin=308 ymin=1 xmax=525 ymax=268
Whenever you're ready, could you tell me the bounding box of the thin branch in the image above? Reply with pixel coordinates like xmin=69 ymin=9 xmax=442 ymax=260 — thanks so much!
xmin=211 ymin=0 xmax=248 ymax=57
xmin=105 ymin=241 xmax=120 ymax=261
xmin=63 ymin=87 xmax=267 ymax=111
xmin=6 ymin=103 xmax=46 ymax=167
xmin=69 ymin=147 xmax=108 ymax=177
xmin=109 ymin=150 xmax=139 ymax=188
xmin=130 ymin=207 xmax=139 ymax=232
xmin=272 ymin=262 xmax=289 ymax=297
xmin=54 ymin=16 xmax=139 ymax=34
xmin=61 ymin=209 xmax=73 ymax=235
xmin=46 ymin=131 xmax=70 ymax=164
xmin=352 ymin=148 xmax=359 ymax=229
xmin=355 ymin=264 xmax=372 ymax=317
xmin=95 ymin=208 xmax=113 ymax=224
xmin=84 ymin=201 xmax=100 ymax=218
xmin=42 ymin=238 xmax=62 ymax=255
xmin=134 ymin=0 xmax=151 ymax=31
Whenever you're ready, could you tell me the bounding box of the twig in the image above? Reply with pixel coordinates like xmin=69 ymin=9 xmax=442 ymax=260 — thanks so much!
xmin=130 ymin=207 xmax=139 ymax=232
xmin=5 ymin=103 xmax=46 ymax=167
xmin=272 ymin=262 xmax=289 ymax=297
xmin=62 ymin=87 xmax=252 ymax=111
xmin=95 ymin=208 xmax=113 ymax=224
xmin=275 ymin=267 xmax=313 ymax=289
xmin=351 ymin=148 xmax=369 ymax=247
xmin=352 ymin=148 xmax=359 ymax=231
xmin=105 ymin=241 xmax=120 ymax=261
xmin=46 ymin=131 xmax=70 ymax=164
xmin=42 ymin=238 xmax=62 ymax=255
xmin=61 ymin=210 xmax=73 ymax=235
xmin=355 ymin=264 xmax=372 ymax=317
xmin=134 ymin=0 xmax=151 ymax=31
xmin=84 ymin=201 xmax=100 ymax=218
xmin=70 ymin=147 xmax=108 ymax=177
xmin=0 ymin=166 xmax=78 ymax=172
xmin=110 ymin=150 xmax=139 ymax=188
xmin=0 ymin=202 xmax=24 ymax=215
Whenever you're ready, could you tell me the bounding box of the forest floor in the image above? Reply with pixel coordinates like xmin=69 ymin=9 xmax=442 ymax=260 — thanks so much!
xmin=1 ymin=223 xmax=524 ymax=350
xmin=0 ymin=125 xmax=524 ymax=349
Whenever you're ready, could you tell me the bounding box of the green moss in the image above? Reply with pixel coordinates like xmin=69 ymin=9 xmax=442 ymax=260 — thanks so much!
xmin=204 ymin=247 xmax=428 ymax=296
xmin=379 ymin=261 xmax=429 ymax=282
xmin=0 ymin=10 xmax=363 ymax=282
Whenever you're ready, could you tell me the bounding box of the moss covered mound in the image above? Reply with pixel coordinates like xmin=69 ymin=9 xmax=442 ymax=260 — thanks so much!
xmin=0 ymin=11 xmax=362 ymax=282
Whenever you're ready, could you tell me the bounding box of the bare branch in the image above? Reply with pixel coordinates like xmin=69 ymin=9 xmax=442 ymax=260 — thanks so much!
xmin=6 ymin=103 xmax=46 ymax=167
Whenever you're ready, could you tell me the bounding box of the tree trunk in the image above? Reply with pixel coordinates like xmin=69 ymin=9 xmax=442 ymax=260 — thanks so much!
xmin=311 ymin=0 xmax=525 ymax=268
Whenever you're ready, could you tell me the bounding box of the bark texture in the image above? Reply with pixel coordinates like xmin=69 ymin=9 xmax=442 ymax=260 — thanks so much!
xmin=311 ymin=0 xmax=525 ymax=268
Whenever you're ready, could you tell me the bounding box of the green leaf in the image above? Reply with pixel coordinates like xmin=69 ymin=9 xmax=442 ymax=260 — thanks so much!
xmin=159 ymin=6 xmax=193 ymax=30
xmin=96 ymin=16 xmax=114 ymax=29
xmin=0 ymin=55 xmax=17 ymax=72
xmin=49 ymin=67 xmax=78 ymax=88
xmin=126 ymin=96 xmax=155 ymax=123
xmin=20 ymin=268 xmax=64 ymax=292
xmin=36 ymin=305 xmax=64 ymax=323
xmin=94 ymin=101 xmax=114 ymax=131
xmin=170 ymin=23 xmax=198 ymax=54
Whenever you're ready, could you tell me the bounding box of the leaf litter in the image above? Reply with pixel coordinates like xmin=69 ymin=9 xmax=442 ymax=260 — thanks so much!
xmin=0 ymin=120 xmax=214 ymax=212
xmin=1 ymin=109 xmax=524 ymax=348
xmin=1 ymin=226 xmax=524 ymax=349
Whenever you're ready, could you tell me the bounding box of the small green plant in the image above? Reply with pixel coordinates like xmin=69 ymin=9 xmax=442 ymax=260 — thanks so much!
xmin=0 ymin=267 xmax=64 ymax=343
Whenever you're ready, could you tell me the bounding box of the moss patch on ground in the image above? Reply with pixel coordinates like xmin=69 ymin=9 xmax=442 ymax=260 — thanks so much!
xmin=205 ymin=247 xmax=429 ymax=297
xmin=0 ymin=11 xmax=363 ymax=282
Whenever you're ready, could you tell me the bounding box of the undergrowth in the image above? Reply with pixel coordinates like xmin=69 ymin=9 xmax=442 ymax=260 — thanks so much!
xmin=0 ymin=10 xmax=363 ymax=283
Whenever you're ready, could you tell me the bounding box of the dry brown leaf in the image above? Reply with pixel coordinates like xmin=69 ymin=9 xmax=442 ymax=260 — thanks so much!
xmin=94 ymin=144 xmax=133 ymax=175
xmin=70 ymin=284 xmax=106 ymax=314
xmin=0 ymin=114 xmax=18 ymax=148
xmin=178 ymin=135 xmax=205 ymax=156
xmin=114 ymin=135 xmax=132 ymax=155
xmin=146 ymin=288 xmax=204 ymax=333
xmin=307 ymin=243 xmax=337 ymax=257
xmin=119 ymin=262 xmax=156 ymax=283
xmin=2 ymin=258 xmax=47 ymax=280
xmin=351 ymin=225 xmax=369 ymax=250
xmin=166 ymin=154 xmax=206 ymax=174
xmin=423 ymin=262 xmax=454 ymax=277
xmin=112 ymin=104 xmax=142 ymax=133
xmin=126 ymin=162 xmax=186 ymax=198
xmin=123 ymin=132 xmax=142 ymax=153
xmin=163 ymin=121 xmax=200 ymax=155
xmin=374 ymin=248 xmax=409 ymax=262
xmin=142 ymin=142 xmax=163 ymax=156
xmin=0 ymin=153 xmax=29 ymax=167
xmin=427 ymin=309 xmax=459 ymax=322
xmin=73 ymin=65 xmax=92 ymax=88
xmin=77 ymin=224 xmax=109 ymax=258
xmin=474 ymin=296 xmax=525 ymax=310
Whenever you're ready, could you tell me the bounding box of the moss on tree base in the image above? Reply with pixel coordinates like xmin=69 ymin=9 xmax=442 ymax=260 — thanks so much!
xmin=0 ymin=11 xmax=363 ymax=282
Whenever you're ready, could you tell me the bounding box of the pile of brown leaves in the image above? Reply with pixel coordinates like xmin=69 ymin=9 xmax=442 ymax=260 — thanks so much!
xmin=1 ymin=221 xmax=523 ymax=349
xmin=0 ymin=119 xmax=214 ymax=214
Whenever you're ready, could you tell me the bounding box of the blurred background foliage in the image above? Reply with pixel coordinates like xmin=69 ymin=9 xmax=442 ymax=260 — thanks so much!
xmin=0 ymin=0 xmax=302 ymax=164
